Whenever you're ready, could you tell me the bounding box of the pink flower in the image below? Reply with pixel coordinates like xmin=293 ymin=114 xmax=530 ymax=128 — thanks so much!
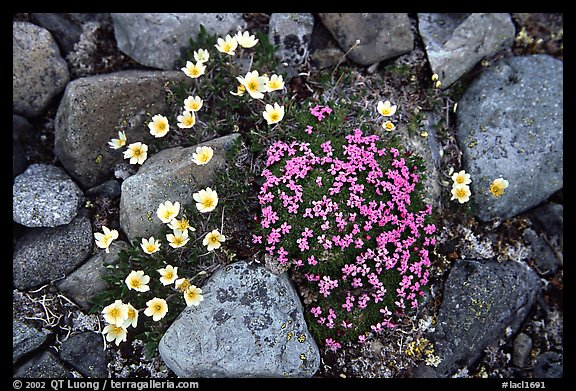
xmin=310 ymin=306 xmax=322 ymax=317
xmin=325 ymin=338 xmax=341 ymax=352
xmin=252 ymin=235 xmax=262 ymax=244
xmin=305 ymin=125 xmax=313 ymax=134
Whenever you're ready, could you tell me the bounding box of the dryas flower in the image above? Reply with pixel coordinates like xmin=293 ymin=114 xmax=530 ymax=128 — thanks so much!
xmin=144 ymin=297 xmax=168 ymax=321
xmin=103 ymin=324 xmax=128 ymax=346
xmin=168 ymin=217 xmax=196 ymax=233
xmin=148 ymin=114 xmax=170 ymax=138
xmin=382 ymin=121 xmax=396 ymax=131
xmin=203 ymin=229 xmax=226 ymax=251
xmin=157 ymin=201 xmax=180 ymax=224
xmin=166 ymin=230 xmax=189 ymax=248
xmin=377 ymin=100 xmax=397 ymax=117
xmin=184 ymin=285 xmax=204 ymax=306
xmin=192 ymin=146 xmax=214 ymax=165
xmin=230 ymin=84 xmax=246 ymax=96
xmin=177 ymin=111 xmax=196 ymax=129
xmin=235 ymin=31 xmax=259 ymax=48
xmin=183 ymin=96 xmax=203 ymax=112
xmin=125 ymin=270 xmax=151 ymax=292
xmin=451 ymin=183 xmax=471 ymax=204
xmin=265 ymin=74 xmax=284 ymax=92
xmin=181 ymin=60 xmax=206 ymax=79
xmin=158 ymin=264 xmax=179 ymax=286
xmin=237 ymin=70 xmax=268 ymax=99
xmin=102 ymin=300 xmax=129 ymax=326
xmin=108 ymin=131 xmax=127 ymax=149
xmin=140 ymin=236 xmax=161 ymax=255
xmin=489 ymin=177 xmax=509 ymax=197
xmin=193 ymin=187 xmax=219 ymax=213
xmin=124 ymin=303 xmax=139 ymax=328
xmin=94 ymin=226 xmax=119 ymax=253
xmin=451 ymin=170 xmax=471 ymax=186
xmin=123 ymin=142 xmax=148 ymax=165
xmin=263 ymin=103 xmax=285 ymax=125
xmin=193 ymin=48 xmax=210 ymax=63
xmin=215 ymin=34 xmax=238 ymax=55
xmin=175 ymin=277 xmax=190 ymax=292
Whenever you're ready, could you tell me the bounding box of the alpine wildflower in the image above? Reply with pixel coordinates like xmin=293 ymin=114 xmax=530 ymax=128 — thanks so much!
xmin=451 ymin=170 xmax=472 ymax=186
xmin=177 ymin=111 xmax=196 ymax=129
xmin=125 ymin=270 xmax=151 ymax=293
xmin=193 ymin=48 xmax=210 ymax=63
xmin=103 ymin=324 xmax=128 ymax=346
xmin=183 ymin=96 xmax=203 ymax=112
xmin=123 ymin=142 xmax=148 ymax=165
xmin=144 ymin=298 xmax=168 ymax=321
xmin=451 ymin=183 xmax=471 ymax=204
xmin=124 ymin=303 xmax=139 ymax=328
xmin=168 ymin=217 xmax=196 ymax=233
xmin=265 ymin=74 xmax=284 ymax=92
xmin=184 ymin=285 xmax=204 ymax=306
xmin=157 ymin=201 xmax=180 ymax=224
xmin=489 ymin=177 xmax=509 ymax=197
xmin=382 ymin=120 xmax=396 ymax=131
xmin=175 ymin=277 xmax=190 ymax=292
xmin=157 ymin=265 xmax=179 ymax=286
xmin=102 ymin=300 xmax=129 ymax=326
xmin=140 ymin=236 xmax=161 ymax=255
xmin=263 ymin=102 xmax=285 ymax=125
xmin=237 ymin=70 xmax=268 ymax=99
xmin=108 ymin=131 xmax=127 ymax=149
xmin=377 ymin=100 xmax=397 ymax=117
xmin=193 ymin=187 xmax=219 ymax=213
xmin=203 ymin=229 xmax=226 ymax=251
xmin=148 ymin=114 xmax=170 ymax=138
xmin=166 ymin=230 xmax=190 ymax=249
xmin=181 ymin=60 xmax=206 ymax=79
xmin=191 ymin=146 xmax=214 ymax=165
xmin=235 ymin=31 xmax=259 ymax=48
xmin=94 ymin=226 xmax=119 ymax=253
xmin=230 ymin=84 xmax=246 ymax=96
xmin=215 ymin=34 xmax=238 ymax=56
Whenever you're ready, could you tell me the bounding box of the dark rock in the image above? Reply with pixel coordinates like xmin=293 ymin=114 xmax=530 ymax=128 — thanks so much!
xmin=523 ymin=228 xmax=561 ymax=276
xmin=456 ymin=54 xmax=563 ymax=221
xmin=13 ymin=350 xmax=69 ymax=378
xmin=13 ymin=215 xmax=93 ymax=290
xmin=534 ymin=351 xmax=563 ymax=378
xmin=512 ymin=332 xmax=532 ymax=368
xmin=86 ymin=179 xmax=122 ymax=198
xmin=318 ymin=13 xmax=414 ymax=66
xmin=268 ymin=13 xmax=315 ymax=67
xmin=13 ymin=115 xmax=32 ymax=178
xmin=59 ymin=331 xmax=108 ymax=377
xmin=525 ymin=203 xmax=563 ymax=252
xmin=159 ymin=261 xmax=320 ymax=377
xmin=13 ymin=319 xmax=49 ymax=364
xmin=422 ymin=259 xmax=541 ymax=377
xmin=13 ymin=21 xmax=70 ymax=117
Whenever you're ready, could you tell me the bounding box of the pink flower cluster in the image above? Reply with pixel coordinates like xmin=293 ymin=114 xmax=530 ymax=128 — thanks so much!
xmin=254 ymin=104 xmax=435 ymax=350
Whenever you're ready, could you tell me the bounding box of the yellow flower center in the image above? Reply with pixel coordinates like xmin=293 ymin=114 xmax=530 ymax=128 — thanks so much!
xmin=178 ymin=279 xmax=190 ymax=292
xmin=131 ymin=279 xmax=141 ymax=288
xmin=127 ymin=308 xmax=135 ymax=318
xmin=270 ymin=113 xmax=279 ymax=121
xmin=154 ymin=304 xmax=162 ymax=312
xmin=455 ymin=188 xmax=467 ymax=198
xmin=210 ymin=235 xmax=219 ymax=244
xmin=132 ymin=148 xmax=142 ymax=157
xmin=455 ymin=176 xmax=465 ymax=184
xmin=184 ymin=116 xmax=194 ymax=126
xmin=163 ymin=210 xmax=173 ymax=220
xmin=490 ymin=184 xmax=505 ymax=197
xmin=157 ymin=122 xmax=166 ymax=131
xmin=146 ymin=244 xmax=156 ymax=253
xmin=203 ymin=198 xmax=214 ymax=208
xmin=382 ymin=108 xmax=391 ymax=115
xmin=248 ymin=81 xmax=258 ymax=91
xmin=191 ymin=103 xmax=200 ymax=110
xmin=110 ymin=308 xmax=119 ymax=317
xmin=165 ymin=271 xmax=173 ymax=279
xmin=113 ymin=326 xmax=123 ymax=334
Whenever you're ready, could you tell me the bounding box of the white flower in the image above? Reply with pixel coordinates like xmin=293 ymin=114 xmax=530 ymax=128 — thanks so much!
xmin=177 ymin=111 xmax=196 ymax=129
xmin=262 ymin=103 xmax=285 ymax=125
xmin=235 ymin=31 xmax=259 ymax=48
xmin=148 ymin=114 xmax=170 ymax=138
xmin=193 ymin=187 xmax=219 ymax=213
xmin=203 ymin=229 xmax=226 ymax=251
xmin=108 ymin=131 xmax=127 ymax=149
xmin=157 ymin=201 xmax=180 ymax=224
xmin=215 ymin=34 xmax=238 ymax=55
xmin=237 ymin=70 xmax=268 ymax=99
xmin=193 ymin=48 xmax=210 ymax=63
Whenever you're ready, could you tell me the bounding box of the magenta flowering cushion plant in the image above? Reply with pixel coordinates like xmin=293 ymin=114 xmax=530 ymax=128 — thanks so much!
xmin=253 ymin=100 xmax=436 ymax=349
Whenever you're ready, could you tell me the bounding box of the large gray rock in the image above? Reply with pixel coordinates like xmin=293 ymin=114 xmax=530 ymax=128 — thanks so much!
xmin=419 ymin=259 xmax=541 ymax=377
xmin=13 ymin=320 xmax=49 ymax=364
xmin=120 ymin=134 xmax=239 ymax=241
xmin=269 ymin=13 xmax=315 ymax=67
xmin=111 ymin=13 xmax=245 ymax=70
xmin=318 ymin=13 xmax=414 ymax=66
xmin=13 ymin=350 xmax=69 ymax=378
xmin=159 ymin=261 xmax=320 ymax=378
xmin=13 ymin=164 xmax=84 ymax=228
xmin=57 ymin=241 xmax=127 ymax=310
xmin=13 ymin=215 xmax=93 ymax=290
xmin=54 ymin=70 xmax=188 ymax=189
xmin=13 ymin=21 xmax=70 ymax=117
xmin=60 ymin=331 xmax=108 ymax=377
xmin=417 ymin=13 xmax=516 ymax=88
xmin=456 ymin=54 xmax=563 ymax=221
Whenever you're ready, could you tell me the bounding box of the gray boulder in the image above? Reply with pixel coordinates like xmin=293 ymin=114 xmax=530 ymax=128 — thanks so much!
xmin=57 ymin=241 xmax=127 ymax=310
xmin=13 ymin=21 xmax=70 ymax=117
xmin=13 ymin=350 xmax=69 ymax=378
xmin=534 ymin=351 xmax=563 ymax=378
xmin=417 ymin=13 xmax=516 ymax=88
xmin=159 ymin=261 xmax=320 ymax=377
xmin=111 ymin=13 xmax=245 ymax=70
xmin=269 ymin=13 xmax=315 ymax=67
xmin=456 ymin=54 xmax=563 ymax=221
xmin=120 ymin=133 xmax=239 ymax=241
xmin=13 ymin=164 xmax=84 ymax=228
xmin=13 ymin=215 xmax=93 ymax=290
xmin=13 ymin=319 xmax=49 ymax=364
xmin=318 ymin=13 xmax=414 ymax=66
xmin=418 ymin=259 xmax=541 ymax=377
xmin=54 ymin=70 xmax=188 ymax=189
xmin=60 ymin=331 xmax=108 ymax=377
